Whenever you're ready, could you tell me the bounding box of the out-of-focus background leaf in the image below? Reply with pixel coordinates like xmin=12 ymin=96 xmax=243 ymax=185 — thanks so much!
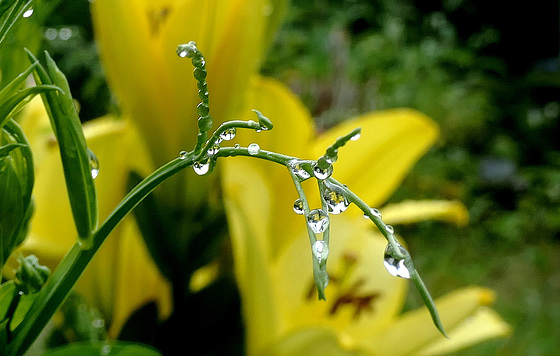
xmin=28 ymin=0 xmax=560 ymax=354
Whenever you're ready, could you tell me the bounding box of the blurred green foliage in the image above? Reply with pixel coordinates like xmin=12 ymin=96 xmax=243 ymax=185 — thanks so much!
xmin=31 ymin=0 xmax=560 ymax=354
xmin=261 ymin=0 xmax=560 ymax=354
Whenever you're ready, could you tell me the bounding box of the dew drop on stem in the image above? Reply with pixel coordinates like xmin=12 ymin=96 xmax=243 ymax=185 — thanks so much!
xmin=193 ymin=161 xmax=210 ymax=175
xmin=306 ymin=209 xmax=329 ymax=233
xmin=220 ymin=128 xmax=236 ymax=141
xmin=312 ymin=240 xmax=329 ymax=264
xmin=87 ymin=149 xmax=99 ymax=179
xmin=322 ymin=186 xmax=349 ymax=214
xmin=383 ymin=243 xmax=411 ymax=279
xmin=293 ymin=199 xmax=304 ymax=215
xmin=248 ymin=143 xmax=260 ymax=155
xmin=288 ymin=159 xmax=311 ymax=180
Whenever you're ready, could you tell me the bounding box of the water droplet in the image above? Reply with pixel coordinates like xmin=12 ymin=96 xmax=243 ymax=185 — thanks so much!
xmin=350 ymin=132 xmax=361 ymax=141
xmin=192 ymin=57 xmax=206 ymax=67
xmin=193 ymin=161 xmax=210 ymax=175
xmin=87 ymin=149 xmax=99 ymax=179
xmin=325 ymin=155 xmax=338 ymax=164
xmin=179 ymin=150 xmax=188 ymax=159
xmin=312 ymin=240 xmax=329 ymax=264
xmin=234 ymin=144 xmax=241 ymax=149
xmin=288 ymin=159 xmax=311 ymax=180
xmin=248 ymin=143 xmax=260 ymax=155
xmin=220 ymin=128 xmax=236 ymax=141
xmin=371 ymin=208 xmax=382 ymax=218
xmin=197 ymin=102 xmax=210 ymax=116
xmin=176 ymin=42 xmax=197 ymax=58
xmin=313 ymin=163 xmax=333 ymax=180
xmin=207 ymin=144 xmax=219 ymax=156
xmin=23 ymin=8 xmax=34 ymax=18
xmin=293 ymin=199 xmax=304 ymax=215
xmin=383 ymin=243 xmax=411 ymax=279
xmin=322 ymin=186 xmax=349 ymax=214
xmin=306 ymin=209 xmax=329 ymax=233
xmin=385 ymin=225 xmax=394 ymax=234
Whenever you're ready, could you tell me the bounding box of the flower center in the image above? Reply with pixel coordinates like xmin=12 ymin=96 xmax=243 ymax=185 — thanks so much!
xmin=306 ymin=252 xmax=381 ymax=319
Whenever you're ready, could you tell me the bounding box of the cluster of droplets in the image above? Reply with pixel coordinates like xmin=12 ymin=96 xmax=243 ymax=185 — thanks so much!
xmin=176 ymin=41 xmax=215 ymax=175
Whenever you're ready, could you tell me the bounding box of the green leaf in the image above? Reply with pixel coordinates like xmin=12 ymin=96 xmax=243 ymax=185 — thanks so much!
xmin=0 ymin=120 xmax=34 ymax=268
xmin=0 ymin=143 xmax=25 ymax=158
xmin=0 ymin=85 xmax=61 ymax=129
xmin=0 ymin=0 xmax=33 ymax=51
xmin=26 ymin=50 xmax=98 ymax=248
xmin=9 ymin=292 xmax=37 ymax=332
xmin=42 ymin=341 xmax=162 ymax=356
xmin=0 ymin=319 xmax=9 ymax=351
xmin=0 ymin=281 xmax=17 ymax=321
xmin=0 ymin=61 xmax=38 ymax=104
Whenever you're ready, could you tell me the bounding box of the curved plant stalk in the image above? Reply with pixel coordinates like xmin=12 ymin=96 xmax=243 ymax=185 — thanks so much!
xmin=5 ymin=41 xmax=447 ymax=355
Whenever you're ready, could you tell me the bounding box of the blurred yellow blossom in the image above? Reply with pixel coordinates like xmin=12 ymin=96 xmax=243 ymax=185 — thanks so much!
xmin=222 ymin=77 xmax=511 ymax=355
xmin=10 ymin=98 xmax=172 ymax=337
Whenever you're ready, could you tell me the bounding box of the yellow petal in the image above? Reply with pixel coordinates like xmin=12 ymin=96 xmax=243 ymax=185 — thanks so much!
xmin=161 ymin=0 xmax=271 ymax=138
xmin=366 ymin=287 xmax=499 ymax=355
xmin=91 ymin=0 xmax=178 ymax=164
xmin=222 ymin=76 xmax=314 ymax=260
xmin=18 ymin=115 xmax=171 ymax=335
xmin=273 ymin=217 xmax=407 ymax=350
xmin=260 ymin=327 xmax=368 ymax=356
xmin=93 ymin=0 xmax=272 ymax=164
xmin=417 ymin=307 xmax=511 ymax=355
xmin=311 ymin=109 xmax=439 ymax=208
xmin=381 ymin=200 xmax=469 ymax=226
xmin=222 ymin=159 xmax=282 ymax=355
xmin=109 ymin=217 xmax=172 ymax=337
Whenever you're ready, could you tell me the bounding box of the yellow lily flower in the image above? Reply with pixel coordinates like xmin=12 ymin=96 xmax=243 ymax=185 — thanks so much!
xmin=90 ymin=0 xmax=286 ymax=211
xmin=222 ymin=76 xmax=511 ymax=355
xmin=12 ymin=98 xmax=172 ymax=337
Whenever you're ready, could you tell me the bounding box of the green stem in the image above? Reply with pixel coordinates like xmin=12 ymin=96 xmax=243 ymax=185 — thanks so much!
xmin=7 ymin=154 xmax=194 ymax=356
xmin=327 ymin=177 xmax=405 ymax=259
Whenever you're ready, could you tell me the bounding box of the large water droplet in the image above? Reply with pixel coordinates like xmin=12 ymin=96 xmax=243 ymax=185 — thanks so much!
xmin=312 ymin=240 xmax=329 ymax=264
xmin=87 ymin=149 xmax=99 ymax=179
xmin=306 ymin=209 xmax=329 ymax=233
xmin=293 ymin=199 xmax=304 ymax=215
xmin=193 ymin=161 xmax=210 ymax=175
xmin=248 ymin=143 xmax=260 ymax=155
xmin=383 ymin=243 xmax=411 ymax=279
xmin=288 ymin=159 xmax=311 ymax=180
xmin=220 ymin=128 xmax=236 ymax=141
xmin=176 ymin=42 xmax=197 ymax=58
xmin=313 ymin=163 xmax=333 ymax=180
xmin=207 ymin=144 xmax=220 ymax=157
xmin=322 ymin=186 xmax=349 ymax=214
